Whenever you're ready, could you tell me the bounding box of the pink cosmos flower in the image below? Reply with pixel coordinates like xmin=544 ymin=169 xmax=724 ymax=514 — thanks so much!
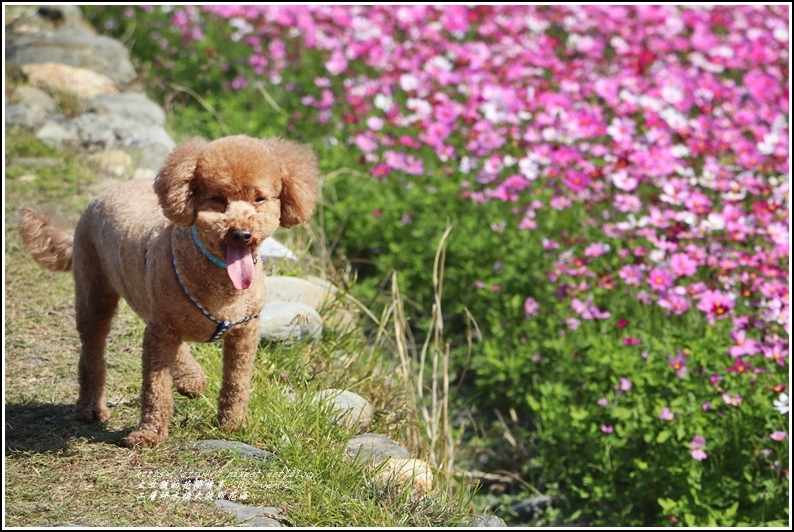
xmin=616 ymin=377 xmax=633 ymax=394
xmin=618 ymin=265 xmax=643 ymax=287
xmin=696 ymin=290 xmax=735 ymax=324
xmin=647 ymin=267 xmax=673 ymax=291
xmin=722 ymin=393 xmax=743 ymax=407
xmin=690 ymin=435 xmax=707 ymax=461
xmin=524 ymin=297 xmax=540 ymax=319
xmin=668 ymin=351 xmax=688 ymax=379
xmin=658 ymin=407 xmax=675 ymax=421
xmin=669 ymin=253 xmax=698 ymax=277
xmin=769 ymin=431 xmax=787 ymax=442
xmin=571 ymin=295 xmax=611 ymax=320
xmin=762 ymin=341 xmax=788 ymax=367
xmin=726 ymin=358 xmax=751 ymax=374
xmin=601 ymin=425 xmax=614 ymax=434
xmin=728 ymin=329 xmax=762 ymax=357
xmin=657 ymin=293 xmax=691 ymax=316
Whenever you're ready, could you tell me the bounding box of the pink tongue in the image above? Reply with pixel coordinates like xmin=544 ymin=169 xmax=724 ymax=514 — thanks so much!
xmin=226 ymin=247 xmax=255 ymax=290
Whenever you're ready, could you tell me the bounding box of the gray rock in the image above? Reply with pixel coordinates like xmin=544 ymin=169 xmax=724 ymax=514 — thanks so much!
xmin=9 ymin=85 xmax=58 ymax=113
xmin=65 ymin=112 xmax=175 ymax=170
xmin=265 ymin=276 xmax=333 ymax=311
xmin=259 ymin=302 xmax=323 ymax=343
xmin=213 ymin=500 xmax=286 ymax=527
xmin=87 ymin=93 xmax=166 ymax=127
xmin=8 ymin=31 xmax=137 ymax=86
xmin=312 ymin=389 xmax=373 ymax=431
xmin=345 ymin=433 xmax=411 ymax=464
xmin=458 ymin=515 xmax=509 ymax=527
xmin=258 ymin=238 xmax=298 ymax=261
xmin=194 ymin=440 xmax=274 ymax=462
xmin=508 ymin=494 xmax=553 ymax=521
xmin=4 ymin=103 xmax=50 ymax=129
xmin=36 ymin=119 xmax=79 ymax=147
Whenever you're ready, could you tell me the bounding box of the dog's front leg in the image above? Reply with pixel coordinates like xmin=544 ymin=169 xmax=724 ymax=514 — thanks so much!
xmin=124 ymin=324 xmax=180 ymax=447
xmin=217 ymin=322 xmax=259 ymax=431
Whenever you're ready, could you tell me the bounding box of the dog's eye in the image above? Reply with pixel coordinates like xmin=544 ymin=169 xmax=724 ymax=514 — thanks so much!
xmin=255 ymin=197 xmax=267 ymax=204
xmin=211 ymin=196 xmax=226 ymax=204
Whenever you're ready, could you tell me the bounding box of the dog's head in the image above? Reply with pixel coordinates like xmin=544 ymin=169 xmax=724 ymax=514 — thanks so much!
xmin=153 ymin=135 xmax=321 ymax=289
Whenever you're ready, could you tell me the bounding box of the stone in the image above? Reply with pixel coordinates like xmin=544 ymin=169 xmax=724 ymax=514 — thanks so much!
xmin=85 ymin=150 xmax=134 ymax=179
xmin=259 ymin=302 xmax=323 ymax=343
xmin=345 ymin=433 xmax=411 ymax=464
xmin=20 ymin=62 xmax=118 ymax=99
xmin=213 ymin=500 xmax=286 ymax=527
xmin=259 ymin=238 xmax=298 ymax=261
xmin=377 ymin=458 xmax=434 ymax=494
xmin=8 ymin=30 xmax=137 ymax=86
xmin=36 ymin=120 xmax=79 ymax=147
xmin=194 ymin=440 xmax=274 ymax=462
xmin=264 ymin=276 xmax=333 ymax=310
xmin=508 ymin=494 xmax=553 ymax=521
xmin=312 ymin=389 xmax=373 ymax=431
xmin=64 ymin=112 xmax=175 ymax=170
xmin=4 ymin=103 xmax=50 ymax=129
xmin=9 ymin=85 xmax=58 ymax=113
xmin=87 ymin=93 xmax=167 ymax=127
xmin=5 ymin=5 xmax=92 ymax=36
xmin=458 ymin=515 xmax=509 ymax=527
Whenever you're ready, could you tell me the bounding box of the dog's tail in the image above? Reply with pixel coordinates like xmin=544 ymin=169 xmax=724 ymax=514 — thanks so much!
xmin=18 ymin=208 xmax=74 ymax=272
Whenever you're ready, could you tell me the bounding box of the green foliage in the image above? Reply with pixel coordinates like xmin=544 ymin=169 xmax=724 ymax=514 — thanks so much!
xmin=76 ymin=6 xmax=791 ymax=527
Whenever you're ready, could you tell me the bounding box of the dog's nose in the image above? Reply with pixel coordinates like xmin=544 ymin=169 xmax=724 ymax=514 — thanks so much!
xmin=230 ymin=228 xmax=253 ymax=245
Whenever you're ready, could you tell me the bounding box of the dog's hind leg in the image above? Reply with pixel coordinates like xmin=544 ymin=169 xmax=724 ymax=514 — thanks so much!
xmin=172 ymin=342 xmax=206 ymax=398
xmin=72 ymin=242 xmax=119 ymax=424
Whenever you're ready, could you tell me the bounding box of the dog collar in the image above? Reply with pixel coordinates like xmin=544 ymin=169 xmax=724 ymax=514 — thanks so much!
xmin=191 ymin=226 xmax=258 ymax=270
xmin=191 ymin=226 xmax=227 ymax=268
xmin=171 ymin=243 xmax=258 ymax=342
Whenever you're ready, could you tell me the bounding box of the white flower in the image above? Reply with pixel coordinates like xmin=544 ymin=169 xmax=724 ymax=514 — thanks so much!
xmin=774 ymin=393 xmax=789 ymax=415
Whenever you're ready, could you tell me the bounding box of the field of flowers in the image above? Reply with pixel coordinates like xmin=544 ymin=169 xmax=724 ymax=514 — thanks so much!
xmin=87 ymin=5 xmax=789 ymax=526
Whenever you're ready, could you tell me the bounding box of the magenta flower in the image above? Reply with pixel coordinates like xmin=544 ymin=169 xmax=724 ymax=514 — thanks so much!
xmin=669 ymin=253 xmax=698 ymax=277
xmin=696 ymin=290 xmax=735 ymax=324
xmin=616 ymin=377 xmax=633 ymax=395
xmin=524 ymin=297 xmax=540 ymax=319
xmin=728 ymin=329 xmax=762 ymax=357
xmin=657 ymin=293 xmax=691 ymax=316
xmin=763 ymin=341 xmax=788 ymax=367
xmin=769 ymin=431 xmax=787 ymax=442
xmin=722 ymin=393 xmax=743 ymax=407
xmin=601 ymin=425 xmax=614 ymax=434
xmin=571 ymin=295 xmax=611 ymax=320
xmin=725 ymin=358 xmax=751 ymax=375
xmin=658 ymin=407 xmax=675 ymax=421
xmin=647 ymin=267 xmax=673 ymax=292
xmin=690 ymin=435 xmax=707 ymax=461
xmin=618 ymin=264 xmax=643 ymax=287
xmin=668 ymin=351 xmax=688 ymax=379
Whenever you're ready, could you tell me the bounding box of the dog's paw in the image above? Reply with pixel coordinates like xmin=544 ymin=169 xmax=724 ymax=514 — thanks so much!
xmin=74 ymin=403 xmax=111 ymax=423
xmin=217 ymin=410 xmax=249 ymax=432
xmin=174 ymin=374 xmax=206 ymax=398
xmin=123 ymin=428 xmax=168 ymax=448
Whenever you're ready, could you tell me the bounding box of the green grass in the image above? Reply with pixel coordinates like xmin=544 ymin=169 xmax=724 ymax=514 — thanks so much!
xmin=3 ymin=127 xmax=474 ymax=526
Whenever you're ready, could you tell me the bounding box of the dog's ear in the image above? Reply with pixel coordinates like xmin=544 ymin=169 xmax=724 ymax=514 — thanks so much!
xmin=153 ymin=138 xmax=206 ymax=227
xmin=265 ymin=138 xmax=322 ymax=228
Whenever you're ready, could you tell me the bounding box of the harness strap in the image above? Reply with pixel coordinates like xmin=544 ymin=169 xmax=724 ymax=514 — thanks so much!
xmin=171 ymin=250 xmax=258 ymax=343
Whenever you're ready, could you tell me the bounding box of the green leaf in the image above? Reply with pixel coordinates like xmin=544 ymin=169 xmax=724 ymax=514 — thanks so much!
xmin=570 ymin=406 xmax=589 ymax=421
xmin=656 ymin=430 xmax=671 ymax=444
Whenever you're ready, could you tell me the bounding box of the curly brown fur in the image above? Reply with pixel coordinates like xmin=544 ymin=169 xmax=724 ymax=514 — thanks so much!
xmin=19 ymin=135 xmax=322 ymax=448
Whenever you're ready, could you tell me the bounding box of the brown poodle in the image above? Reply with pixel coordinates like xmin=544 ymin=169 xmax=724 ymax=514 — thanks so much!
xmin=19 ymin=135 xmax=321 ymax=447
